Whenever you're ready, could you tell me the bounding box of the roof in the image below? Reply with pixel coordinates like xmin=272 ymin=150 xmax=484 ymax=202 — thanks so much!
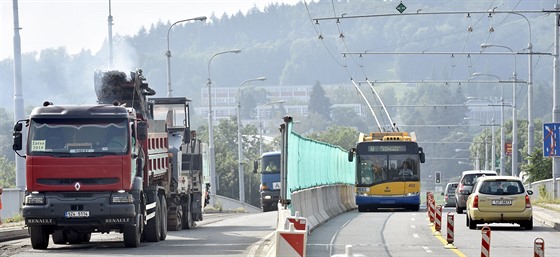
xmin=476 ymin=175 xmax=523 ymax=181
xmin=460 ymin=170 xmax=497 ymax=175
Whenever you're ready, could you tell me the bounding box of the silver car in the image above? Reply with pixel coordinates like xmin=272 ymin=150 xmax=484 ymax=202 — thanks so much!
xmin=442 ymin=182 xmax=458 ymax=207
xmin=455 ymin=170 xmax=497 ymax=214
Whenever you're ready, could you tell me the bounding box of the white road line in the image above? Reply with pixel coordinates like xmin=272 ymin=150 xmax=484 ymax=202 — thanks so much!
xmin=413 ymin=234 xmax=419 ymax=238
xmin=422 ymin=246 xmax=433 ymax=253
xmin=411 ymin=225 xmax=416 ymax=228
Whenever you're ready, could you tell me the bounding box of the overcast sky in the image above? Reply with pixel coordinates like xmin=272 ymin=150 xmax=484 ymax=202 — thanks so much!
xmin=0 ymin=0 xmax=302 ymax=60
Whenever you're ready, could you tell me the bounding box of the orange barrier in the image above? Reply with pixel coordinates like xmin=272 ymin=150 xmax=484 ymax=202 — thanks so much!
xmin=534 ymin=238 xmax=544 ymax=257
xmin=481 ymin=226 xmax=491 ymax=257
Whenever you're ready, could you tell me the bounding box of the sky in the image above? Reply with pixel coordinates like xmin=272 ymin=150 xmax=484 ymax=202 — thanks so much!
xmin=0 ymin=0 xmax=302 ymax=60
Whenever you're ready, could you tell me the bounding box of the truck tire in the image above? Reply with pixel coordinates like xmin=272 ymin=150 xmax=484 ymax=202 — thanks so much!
xmin=183 ymin=198 xmax=194 ymax=229
xmin=67 ymin=230 xmax=83 ymax=244
xmin=123 ymin=217 xmax=141 ymax=248
xmin=82 ymin=232 xmax=91 ymax=243
xmin=167 ymin=205 xmax=183 ymax=231
xmin=52 ymin=230 xmax=67 ymax=245
xmin=29 ymin=225 xmax=49 ymax=250
xmin=144 ymin=197 xmax=161 ymax=242
xmin=159 ymin=195 xmax=168 ymax=240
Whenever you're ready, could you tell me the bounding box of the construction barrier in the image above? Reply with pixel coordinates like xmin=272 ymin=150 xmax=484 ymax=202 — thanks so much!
xmin=331 ymin=245 xmax=368 ymax=257
xmin=285 ymin=211 xmax=308 ymax=232
xmin=534 ymin=238 xmax=544 ymax=257
xmin=429 ymin=194 xmax=435 ymax=224
xmin=433 ymin=205 xmax=442 ymax=235
xmin=276 ymin=223 xmax=307 ymax=257
xmin=481 ymin=226 xmax=491 ymax=257
xmin=444 ymin=213 xmax=457 ymax=249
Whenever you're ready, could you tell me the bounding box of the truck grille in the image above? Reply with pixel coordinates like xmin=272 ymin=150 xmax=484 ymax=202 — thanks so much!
xmin=37 ymin=178 xmax=119 ymax=185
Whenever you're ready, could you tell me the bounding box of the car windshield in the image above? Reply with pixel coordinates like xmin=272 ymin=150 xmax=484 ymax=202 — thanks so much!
xmin=478 ymin=180 xmax=525 ymax=195
xmin=447 ymin=184 xmax=457 ymax=193
xmin=462 ymin=173 xmax=495 ymax=186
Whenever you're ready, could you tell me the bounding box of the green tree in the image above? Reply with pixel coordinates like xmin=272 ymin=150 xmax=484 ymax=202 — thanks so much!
xmin=307 ymin=126 xmax=360 ymax=150
xmin=308 ymin=81 xmax=331 ymax=121
xmin=521 ymin=148 xmax=552 ymax=183
xmin=0 ymin=157 xmax=15 ymax=188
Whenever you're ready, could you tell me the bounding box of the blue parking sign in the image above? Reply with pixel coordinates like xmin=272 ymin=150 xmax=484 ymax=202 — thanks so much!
xmin=543 ymin=123 xmax=560 ymax=157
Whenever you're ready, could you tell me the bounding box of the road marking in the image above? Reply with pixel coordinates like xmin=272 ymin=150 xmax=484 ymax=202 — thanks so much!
xmin=411 ymin=218 xmax=416 ymax=221
xmin=430 ymin=222 xmax=467 ymax=257
xmin=422 ymin=246 xmax=433 ymax=253
xmin=413 ymin=233 xmax=419 ymax=238
xmin=411 ymin=225 xmax=416 ymax=228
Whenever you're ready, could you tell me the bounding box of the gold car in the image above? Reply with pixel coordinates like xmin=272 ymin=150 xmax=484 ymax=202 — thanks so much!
xmin=466 ymin=176 xmax=533 ymax=230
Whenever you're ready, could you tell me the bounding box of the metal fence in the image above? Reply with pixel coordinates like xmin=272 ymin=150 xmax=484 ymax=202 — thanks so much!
xmin=0 ymin=189 xmax=24 ymax=220
xmin=526 ymin=177 xmax=560 ymax=200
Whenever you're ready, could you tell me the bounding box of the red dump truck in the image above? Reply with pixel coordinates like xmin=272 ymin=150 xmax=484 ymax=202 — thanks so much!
xmin=12 ymin=69 xmax=206 ymax=249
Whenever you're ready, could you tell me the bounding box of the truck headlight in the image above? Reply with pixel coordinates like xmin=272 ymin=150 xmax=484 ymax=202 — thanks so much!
xmin=25 ymin=193 xmax=45 ymax=205
xmin=111 ymin=192 xmax=133 ymax=204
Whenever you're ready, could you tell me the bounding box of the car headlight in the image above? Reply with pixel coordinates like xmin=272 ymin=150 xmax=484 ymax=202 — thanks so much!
xmin=25 ymin=192 xmax=45 ymax=205
xmin=111 ymin=191 xmax=133 ymax=204
xmin=263 ymin=195 xmax=272 ymax=200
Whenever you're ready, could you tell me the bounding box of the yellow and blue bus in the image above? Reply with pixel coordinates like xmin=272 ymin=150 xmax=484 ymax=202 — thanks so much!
xmin=349 ymin=132 xmax=425 ymax=212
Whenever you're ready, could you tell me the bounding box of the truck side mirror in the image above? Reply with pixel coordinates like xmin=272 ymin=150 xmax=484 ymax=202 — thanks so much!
xmin=348 ymin=148 xmax=355 ymax=162
xmin=136 ymin=122 xmax=147 ymax=141
xmin=13 ymin=131 xmax=22 ymax=151
xmin=253 ymin=160 xmax=259 ymax=173
xmin=182 ymin=127 xmax=191 ymax=144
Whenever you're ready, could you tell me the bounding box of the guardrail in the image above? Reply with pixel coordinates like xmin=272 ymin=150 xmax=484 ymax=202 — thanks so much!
xmin=526 ymin=178 xmax=560 ymax=200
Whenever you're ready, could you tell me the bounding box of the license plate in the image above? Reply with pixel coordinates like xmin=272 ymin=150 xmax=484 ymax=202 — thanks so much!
xmin=65 ymin=211 xmax=90 ymax=218
xmin=491 ymin=200 xmax=512 ymax=206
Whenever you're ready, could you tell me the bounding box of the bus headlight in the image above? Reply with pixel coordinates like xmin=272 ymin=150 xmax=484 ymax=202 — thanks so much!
xmin=406 ymin=192 xmax=420 ymax=197
xmin=25 ymin=192 xmax=45 ymax=205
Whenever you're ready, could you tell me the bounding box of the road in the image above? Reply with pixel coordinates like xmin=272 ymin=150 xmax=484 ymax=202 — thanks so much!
xmin=0 ymin=212 xmax=276 ymax=257
xmin=307 ymin=207 xmax=560 ymax=257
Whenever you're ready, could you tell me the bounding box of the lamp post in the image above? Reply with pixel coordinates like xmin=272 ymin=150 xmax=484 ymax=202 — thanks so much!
xmin=471 ymin=73 xmax=505 ymax=175
xmin=463 ymin=117 xmax=492 ymax=170
xmin=207 ymin=49 xmax=241 ymax=201
xmin=481 ymin=44 xmax=518 ymax=176
xmin=165 ymin=16 xmax=207 ymax=97
xmin=237 ymin=77 xmax=267 ymax=204
xmin=466 ymin=97 xmax=497 ymax=171
xmin=257 ymin=100 xmax=286 ymax=156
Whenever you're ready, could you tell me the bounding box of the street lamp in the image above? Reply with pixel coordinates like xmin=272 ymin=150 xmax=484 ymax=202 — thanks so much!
xmin=165 ymin=16 xmax=207 ymax=97
xmin=471 ymin=73 xmax=506 ymax=175
xmin=237 ymin=77 xmax=267 ymax=204
xmin=257 ymin=100 xmax=286 ymax=156
xmin=463 ymin=117 xmax=491 ymax=170
xmin=207 ymin=49 xmax=241 ymax=201
xmin=466 ymin=97 xmax=497 ymax=171
xmin=480 ymin=44 xmax=518 ymax=176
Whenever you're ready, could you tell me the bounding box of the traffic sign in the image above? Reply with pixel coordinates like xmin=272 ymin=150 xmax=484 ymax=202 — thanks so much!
xmin=504 ymin=142 xmax=512 ymax=156
xmin=543 ymin=123 xmax=560 ymax=157
xmin=396 ymin=2 xmax=406 ymax=13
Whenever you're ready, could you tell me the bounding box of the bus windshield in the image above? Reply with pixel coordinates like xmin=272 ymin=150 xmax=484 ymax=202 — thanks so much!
xmin=356 ymin=153 xmax=420 ymax=186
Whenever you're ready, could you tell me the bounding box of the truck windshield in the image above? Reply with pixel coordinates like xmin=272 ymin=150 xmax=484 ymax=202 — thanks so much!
xmin=261 ymin=154 xmax=280 ymax=174
xmin=28 ymin=118 xmax=129 ymax=155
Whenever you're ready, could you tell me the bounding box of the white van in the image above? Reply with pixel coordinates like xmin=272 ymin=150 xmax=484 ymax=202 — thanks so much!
xmin=455 ymin=170 xmax=497 ymax=214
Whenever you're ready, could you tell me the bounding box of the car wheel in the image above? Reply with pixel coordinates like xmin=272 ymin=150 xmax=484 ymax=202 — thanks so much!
xmin=522 ymin=217 xmax=533 ymax=230
xmin=466 ymin=214 xmax=470 ymax=227
xmin=456 ymin=205 xmax=463 ymax=214
xmin=468 ymin=215 xmax=477 ymax=230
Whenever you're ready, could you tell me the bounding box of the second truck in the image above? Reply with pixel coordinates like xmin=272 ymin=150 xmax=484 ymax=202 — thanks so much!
xmin=13 ymin=69 xmax=206 ymax=249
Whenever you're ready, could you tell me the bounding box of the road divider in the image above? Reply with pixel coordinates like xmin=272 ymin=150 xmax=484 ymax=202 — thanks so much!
xmin=444 ymin=212 xmax=456 ymax=249
xmin=481 ymin=226 xmax=491 ymax=257
xmin=534 ymin=238 xmax=544 ymax=257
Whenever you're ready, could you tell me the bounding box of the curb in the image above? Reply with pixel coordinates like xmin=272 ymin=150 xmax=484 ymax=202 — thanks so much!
xmin=0 ymin=227 xmax=28 ymax=242
xmin=533 ymin=207 xmax=560 ymax=231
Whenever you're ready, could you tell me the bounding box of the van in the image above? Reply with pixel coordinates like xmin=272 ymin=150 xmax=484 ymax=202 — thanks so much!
xmin=455 ymin=170 xmax=497 ymax=214
xmin=441 ymin=182 xmax=458 ymax=207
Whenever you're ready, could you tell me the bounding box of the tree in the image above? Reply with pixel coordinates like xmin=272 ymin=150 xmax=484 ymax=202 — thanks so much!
xmin=0 ymin=157 xmax=15 ymax=188
xmin=308 ymin=81 xmax=331 ymax=121
xmin=307 ymin=126 xmax=360 ymax=150
xmin=521 ymin=148 xmax=552 ymax=183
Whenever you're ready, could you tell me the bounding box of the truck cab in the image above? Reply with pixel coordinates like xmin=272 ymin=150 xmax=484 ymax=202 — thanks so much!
xmin=254 ymin=152 xmax=281 ymax=212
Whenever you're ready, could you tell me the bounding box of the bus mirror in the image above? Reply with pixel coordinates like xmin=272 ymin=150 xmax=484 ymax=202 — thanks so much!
xmin=253 ymin=160 xmax=259 ymax=173
xmin=419 ymin=147 xmax=425 ymax=163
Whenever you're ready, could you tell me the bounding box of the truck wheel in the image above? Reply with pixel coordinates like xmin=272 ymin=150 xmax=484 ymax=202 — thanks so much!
xmin=159 ymin=195 xmax=168 ymax=241
xmin=67 ymin=230 xmax=83 ymax=244
xmin=183 ymin=200 xmax=194 ymax=229
xmin=123 ymin=218 xmax=141 ymax=248
xmin=52 ymin=230 xmax=68 ymax=245
xmin=82 ymin=232 xmax=91 ymax=243
xmin=29 ymin=226 xmax=49 ymax=250
xmin=144 ymin=197 xmax=161 ymax=242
